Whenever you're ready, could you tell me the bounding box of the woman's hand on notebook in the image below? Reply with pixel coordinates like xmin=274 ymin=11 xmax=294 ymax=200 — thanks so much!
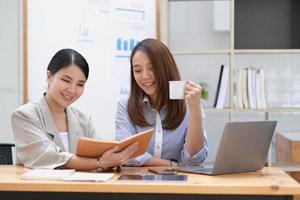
xmin=99 ymin=142 xmax=139 ymax=169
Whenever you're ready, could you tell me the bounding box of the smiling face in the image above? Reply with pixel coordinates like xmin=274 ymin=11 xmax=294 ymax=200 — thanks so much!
xmin=46 ymin=64 xmax=86 ymax=110
xmin=132 ymin=50 xmax=158 ymax=103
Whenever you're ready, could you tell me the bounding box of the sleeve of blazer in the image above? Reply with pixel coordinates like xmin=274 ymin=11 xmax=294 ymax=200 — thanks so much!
xmin=86 ymin=112 xmax=96 ymax=139
xmin=11 ymin=108 xmax=73 ymax=169
xmin=79 ymin=109 xmax=96 ymax=138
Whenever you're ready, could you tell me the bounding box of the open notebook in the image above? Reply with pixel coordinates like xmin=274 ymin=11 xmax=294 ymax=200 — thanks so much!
xmin=76 ymin=129 xmax=154 ymax=158
xmin=21 ymin=169 xmax=114 ymax=182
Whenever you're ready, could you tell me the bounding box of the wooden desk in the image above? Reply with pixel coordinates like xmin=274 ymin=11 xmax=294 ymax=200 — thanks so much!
xmin=0 ymin=165 xmax=300 ymax=200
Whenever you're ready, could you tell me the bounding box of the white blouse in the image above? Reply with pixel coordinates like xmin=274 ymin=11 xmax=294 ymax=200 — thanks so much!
xmin=59 ymin=132 xmax=69 ymax=152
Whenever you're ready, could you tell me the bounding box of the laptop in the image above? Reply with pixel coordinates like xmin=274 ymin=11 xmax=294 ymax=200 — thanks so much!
xmin=177 ymin=121 xmax=277 ymax=175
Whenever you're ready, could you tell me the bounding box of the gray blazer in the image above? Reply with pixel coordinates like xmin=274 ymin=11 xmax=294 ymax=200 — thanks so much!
xmin=11 ymin=97 xmax=95 ymax=169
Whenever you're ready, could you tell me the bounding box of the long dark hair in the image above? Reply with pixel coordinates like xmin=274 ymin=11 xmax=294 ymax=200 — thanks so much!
xmin=128 ymin=39 xmax=185 ymax=130
xmin=47 ymin=48 xmax=89 ymax=80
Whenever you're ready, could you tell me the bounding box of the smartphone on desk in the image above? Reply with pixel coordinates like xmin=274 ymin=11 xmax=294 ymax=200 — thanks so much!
xmin=148 ymin=168 xmax=177 ymax=175
xmin=118 ymin=174 xmax=187 ymax=181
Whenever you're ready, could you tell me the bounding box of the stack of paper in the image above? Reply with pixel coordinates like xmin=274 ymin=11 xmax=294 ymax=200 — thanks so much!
xmin=21 ymin=169 xmax=114 ymax=182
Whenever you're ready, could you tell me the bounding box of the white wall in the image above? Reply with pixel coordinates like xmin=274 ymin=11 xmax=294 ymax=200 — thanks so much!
xmin=26 ymin=0 xmax=156 ymax=139
xmin=0 ymin=0 xmax=22 ymax=144
xmin=0 ymin=0 xmax=21 ymax=163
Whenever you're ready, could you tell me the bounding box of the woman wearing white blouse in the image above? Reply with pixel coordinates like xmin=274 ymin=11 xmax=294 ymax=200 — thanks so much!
xmin=115 ymin=39 xmax=208 ymax=167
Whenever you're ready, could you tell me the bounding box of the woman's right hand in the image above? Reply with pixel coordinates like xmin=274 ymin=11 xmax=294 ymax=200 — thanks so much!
xmin=99 ymin=142 xmax=138 ymax=169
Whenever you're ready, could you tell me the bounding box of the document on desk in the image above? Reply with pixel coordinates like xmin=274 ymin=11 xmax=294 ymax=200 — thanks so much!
xmin=63 ymin=172 xmax=114 ymax=182
xmin=21 ymin=169 xmax=114 ymax=182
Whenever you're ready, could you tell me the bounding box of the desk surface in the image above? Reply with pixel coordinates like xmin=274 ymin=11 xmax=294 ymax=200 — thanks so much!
xmin=0 ymin=165 xmax=299 ymax=195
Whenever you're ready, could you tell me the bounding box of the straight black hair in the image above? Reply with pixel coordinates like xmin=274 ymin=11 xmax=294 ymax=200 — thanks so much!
xmin=47 ymin=49 xmax=89 ymax=80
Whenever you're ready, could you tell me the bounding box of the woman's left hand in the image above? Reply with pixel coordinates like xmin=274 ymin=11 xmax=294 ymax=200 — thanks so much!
xmin=184 ymin=80 xmax=202 ymax=111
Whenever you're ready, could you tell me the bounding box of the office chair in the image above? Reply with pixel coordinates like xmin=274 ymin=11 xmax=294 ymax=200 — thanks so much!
xmin=0 ymin=143 xmax=14 ymax=164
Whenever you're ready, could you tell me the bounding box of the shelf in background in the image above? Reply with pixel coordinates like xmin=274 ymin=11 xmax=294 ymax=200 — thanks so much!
xmin=241 ymin=108 xmax=300 ymax=113
xmin=172 ymin=49 xmax=300 ymax=55
xmin=166 ymin=0 xmax=300 ymax=167
xmin=234 ymin=49 xmax=300 ymax=54
xmin=204 ymin=108 xmax=231 ymax=112
xmin=204 ymin=108 xmax=300 ymax=113
xmin=172 ymin=49 xmax=231 ymax=55
xmin=267 ymin=107 xmax=300 ymax=113
xmin=232 ymin=108 xmax=267 ymax=113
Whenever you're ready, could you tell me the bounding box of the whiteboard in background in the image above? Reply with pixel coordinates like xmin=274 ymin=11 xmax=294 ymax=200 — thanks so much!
xmin=27 ymin=0 xmax=157 ymax=139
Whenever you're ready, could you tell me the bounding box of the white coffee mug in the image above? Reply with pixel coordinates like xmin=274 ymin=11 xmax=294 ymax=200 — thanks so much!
xmin=169 ymin=81 xmax=186 ymax=99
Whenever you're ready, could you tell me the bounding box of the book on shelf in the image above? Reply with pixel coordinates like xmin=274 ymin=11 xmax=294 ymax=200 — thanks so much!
xmin=258 ymin=69 xmax=267 ymax=108
xmin=232 ymin=70 xmax=239 ymax=108
xmin=21 ymin=169 xmax=114 ymax=182
xmin=236 ymin=69 xmax=244 ymax=109
xmin=255 ymin=69 xmax=262 ymax=109
xmin=247 ymin=67 xmax=257 ymax=109
xmin=214 ymin=65 xmax=229 ymax=109
xmin=234 ymin=67 xmax=267 ymax=109
xmin=213 ymin=65 xmax=223 ymax=108
xmin=241 ymin=69 xmax=249 ymax=109
xmin=76 ymin=129 xmax=154 ymax=158
xmin=251 ymin=68 xmax=258 ymax=108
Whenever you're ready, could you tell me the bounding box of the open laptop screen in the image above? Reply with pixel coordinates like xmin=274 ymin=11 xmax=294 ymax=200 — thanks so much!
xmin=177 ymin=121 xmax=277 ymax=175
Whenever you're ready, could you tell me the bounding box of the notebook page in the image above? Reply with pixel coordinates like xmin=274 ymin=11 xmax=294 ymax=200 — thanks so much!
xmin=63 ymin=172 xmax=114 ymax=182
